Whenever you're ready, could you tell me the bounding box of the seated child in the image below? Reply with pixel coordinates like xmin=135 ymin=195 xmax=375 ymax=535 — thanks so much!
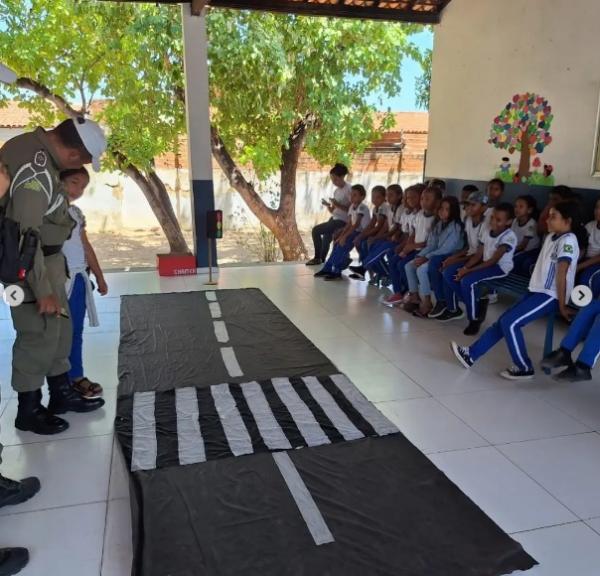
xmin=350 ymin=185 xmax=388 ymax=278
xmin=404 ymin=196 xmax=464 ymax=318
xmin=542 ymin=298 xmax=600 ymax=382
xmin=431 ymin=189 xmax=488 ymax=319
xmin=512 ymin=195 xmax=541 ymax=276
xmin=538 ymin=185 xmax=574 ymax=236
xmin=382 ymin=184 xmax=441 ymax=307
xmin=315 ymin=184 xmax=370 ymax=280
xmin=460 ymin=184 xmax=479 ymax=221
xmin=359 ymin=184 xmax=404 ymax=284
xmin=576 ymin=198 xmax=600 ymax=297
xmin=61 ymin=168 xmax=108 ymax=399
xmin=452 ymin=201 xmax=584 ymax=381
xmin=440 ymin=202 xmax=517 ymax=335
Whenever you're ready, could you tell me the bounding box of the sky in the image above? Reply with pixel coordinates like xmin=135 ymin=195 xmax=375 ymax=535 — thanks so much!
xmin=366 ymin=28 xmax=433 ymax=112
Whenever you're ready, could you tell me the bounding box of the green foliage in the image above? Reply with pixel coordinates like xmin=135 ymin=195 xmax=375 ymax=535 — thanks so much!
xmin=0 ymin=1 xmax=425 ymax=179
xmin=207 ymin=10 xmax=422 ymax=177
xmin=0 ymin=0 xmax=185 ymax=171
xmin=415 ymin=48 xmax=432 ymax=110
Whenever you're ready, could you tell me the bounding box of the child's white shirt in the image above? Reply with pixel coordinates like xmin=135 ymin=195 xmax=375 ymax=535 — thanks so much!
xmin=512 ymin=217 xmax=540 ymax=251
xmin=481 ymin=227 xmax=517 ymax=273
xmin=585 ymin=221 xmax=600 ymax=258
xmin=529 ymin=232 xmax=580 ymax=299
xmin=62 ymin=205 xmax=87 ymax=274
xmin=349 ymin=202 xmax=371 ymax=231
xmin=465 ymin=216 xmax=486 ymax=256
xmin=413 ymin=210 xmax=436 ymax=244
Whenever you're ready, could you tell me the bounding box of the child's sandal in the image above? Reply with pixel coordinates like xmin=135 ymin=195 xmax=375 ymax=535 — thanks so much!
xmin=403 ymin=301 xmax=420 ymax=314
xmin=73 ymin=377 xmax=104 ymax=400
xmin=412 ymin=308 xmax=431 ymax=319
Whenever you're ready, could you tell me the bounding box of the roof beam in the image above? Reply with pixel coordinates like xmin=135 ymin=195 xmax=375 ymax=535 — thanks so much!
xmin=206 ymin=0 xmax=442 ymax=23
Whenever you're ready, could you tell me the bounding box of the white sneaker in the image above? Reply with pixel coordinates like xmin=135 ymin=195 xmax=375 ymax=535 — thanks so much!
xmin=487 ymin=292 xmax=498 ymax=304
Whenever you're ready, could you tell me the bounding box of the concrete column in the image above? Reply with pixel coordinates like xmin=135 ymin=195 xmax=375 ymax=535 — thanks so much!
xmin=181 ymin=3 xmax=216 ymax=269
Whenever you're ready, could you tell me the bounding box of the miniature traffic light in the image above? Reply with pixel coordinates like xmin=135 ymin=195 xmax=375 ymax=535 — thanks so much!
xmin=206 ymin=210 xmax=223 ymax=239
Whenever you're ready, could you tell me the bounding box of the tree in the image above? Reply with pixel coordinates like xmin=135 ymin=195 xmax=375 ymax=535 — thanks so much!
xmin=489 ymin=93 xmax=553 ymax=182
xmin=415 ymin=48 xmax=432 ymax=110
xmin=0 ymin=0 xmax=189 ymax=253
xmin=0 ymin=1 xmax=424 ymax=261
xmin=206 ymin=11 xmax=421 ymax=259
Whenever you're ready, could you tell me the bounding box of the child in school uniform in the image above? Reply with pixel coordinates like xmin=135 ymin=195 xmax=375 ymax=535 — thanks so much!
xmin=61 ymin=168 xmax=108 ymax=399
xmin=382 ymin=185 xmax=441 ymax=307
xmin=439 ymin=203 xmax=517 ymax=335
xmin=314 ymin=184 xmax=370 ymax=281
xmin=404 ymin=196 xmax=464 ymax=318
xmin=452 ymin=201 xmax=585 ymax=381
xmin=512 ymin=195 xmax=541 ymax=276
xmin=542 ymin=297 xmax=600 ymax=382
xmin=576 ymin=198 xmax=600 ymax=297
xmin=460 ymin=184 xmax=479 ymax=221
xmin=350 ymin=185 xmax=388 ymax=278
xmin=349 ymin=185 xmax=394 ymax=280
xmin=359 ymin=184 xmax=404 ymax=284
xmin=430 ymin=189 xmax=488 ymax=319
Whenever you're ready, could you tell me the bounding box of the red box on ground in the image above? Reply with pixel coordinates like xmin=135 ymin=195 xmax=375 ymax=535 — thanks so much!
xmin=156 ymin=253 xmax=197 ymax=277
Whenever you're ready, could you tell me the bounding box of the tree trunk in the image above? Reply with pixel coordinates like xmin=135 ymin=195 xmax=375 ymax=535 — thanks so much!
xmin=124 ymin=164 xmax=190 ymax=254
xmin=17 ymin=77 xmax=189 ymax=255
xmin=518 ymin=131 xmax=531 ymax=181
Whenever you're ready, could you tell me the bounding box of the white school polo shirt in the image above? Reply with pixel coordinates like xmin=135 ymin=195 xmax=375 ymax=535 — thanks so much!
xmin=512 ymin=217 xmax=540 ymax=251
xmin=481 ymin=227 xmax=517 ymax=274
xmin=529 ymin=232 xmax=580 ymax=299
xmin=464 ymin=216 xmax=486 ymax=256
xmin=585 ymin=221 xmax=600 ymax=258
xmin=332 ymin=182 xmax=352 ymax=222
xmin=349 ymin=202 xmax=371 ymax=231
xmin=413 ymin=210 xmax=435 ymax=244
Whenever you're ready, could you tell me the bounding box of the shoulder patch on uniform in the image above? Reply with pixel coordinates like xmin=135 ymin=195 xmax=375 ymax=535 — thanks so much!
xmin=563 ymin=244 xmax=574 ymax=254
xmin=34 ymin=150 xmax=47 ymax=168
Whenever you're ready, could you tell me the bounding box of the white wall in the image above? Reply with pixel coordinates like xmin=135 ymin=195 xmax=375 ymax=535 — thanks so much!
xmin=427 ymin=0 xmax=600 ymax=190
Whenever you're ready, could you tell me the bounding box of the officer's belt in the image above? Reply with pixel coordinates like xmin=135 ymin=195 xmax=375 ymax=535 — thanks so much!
xmin=41 ymin=245 xmax=63 ymax=257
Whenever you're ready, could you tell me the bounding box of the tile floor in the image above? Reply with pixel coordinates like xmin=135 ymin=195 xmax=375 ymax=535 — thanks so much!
xmin=0 ymin=264 xmax=598 ymax=575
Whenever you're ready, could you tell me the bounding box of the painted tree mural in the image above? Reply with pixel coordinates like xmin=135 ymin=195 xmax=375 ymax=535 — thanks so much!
xmin=489 ymin=93 xmax=553 ymax=183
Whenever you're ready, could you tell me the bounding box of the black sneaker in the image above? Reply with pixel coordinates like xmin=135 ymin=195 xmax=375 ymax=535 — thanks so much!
xmin=500 ymin=367 xmax=535 ymax=381
xmin=324 ymin=274 xmax=342 ymax=281
xmin=451 ymin=341 xmax=474 ymax=369
xmin=314 ymin=269 xmax=329 ymax=278
xmin=463 ymin=320 xmax=482 ymax=336
xmin=554 ymin=362 xmax=592 ymax=383
xmin=306 ymin=258 xmax=323 ymax=267
xmin=349 ymin=265 xmax=366 ymax=277
xmin=438 ymin=308 xmax=465 ymax=322
xmin=428 ymin=301 xmax=447 ymax=318
xmin=0 ymin=475 xmax=41 ymax=509
xmin=0 ymin=548 xmax=29 ymax=576
xmin=349 ymin=273 xmax=365 ymax=281
xmin=541 ymin=348 xmax=573 ymax=371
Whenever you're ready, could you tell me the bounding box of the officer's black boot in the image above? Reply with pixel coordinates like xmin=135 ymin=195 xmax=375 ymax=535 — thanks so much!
xmin=0 ymin=475 xmax=40 ymax=509
xmin=15 ymin=390 xmax=69 ymax=435
xmin=47 ymin=373 xmax=105 ymax=414
xmin=0 ymin=548 xmax=28 ymax=576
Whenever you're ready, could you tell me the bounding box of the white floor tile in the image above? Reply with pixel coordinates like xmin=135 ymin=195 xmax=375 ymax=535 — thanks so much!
xmin=0 ymin=435 xmax=112 ymax=515
xmin=513 ymin=522 xmax=600 ymax=576
xmin=377 ymin=397 xmax=489 ymax=453
xmin=315 ymin=335 xmax=388 ymax=369
xmin=343 ymin=362 xmax=429 ymax=402
xmin=108 ymin=438 xmax=130 ymax=501
xmin=0 ymin=502 xmax=106 ymax=576
xmin=541 ymin=380 xmax=600 ymax=431
xmin=0 ymin=388 xmax=117 ymax=447
xmin=437 ymin=389 xmax=590 ymax=445
xmin=499 ymin=433 xmax=600 ymax=520
xmin=101 ymin=498 xmax=133 ymax=576
xmin=429 ymin=447 xmax=576 ymax=534
xmin=586 ymin=517 xmax=600 ymax=536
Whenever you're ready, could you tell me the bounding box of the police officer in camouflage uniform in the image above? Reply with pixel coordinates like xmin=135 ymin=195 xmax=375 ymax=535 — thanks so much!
xmin=0 ymin=117 xmax=107 ymax=437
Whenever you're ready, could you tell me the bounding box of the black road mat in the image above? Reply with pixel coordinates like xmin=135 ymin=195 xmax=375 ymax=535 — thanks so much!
xmin=116 ymin=288 xmax=537 ymax=576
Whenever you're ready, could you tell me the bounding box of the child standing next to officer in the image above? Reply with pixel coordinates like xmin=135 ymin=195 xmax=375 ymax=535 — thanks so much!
xmin=61 ymin=168 xmax=107 ymax=399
